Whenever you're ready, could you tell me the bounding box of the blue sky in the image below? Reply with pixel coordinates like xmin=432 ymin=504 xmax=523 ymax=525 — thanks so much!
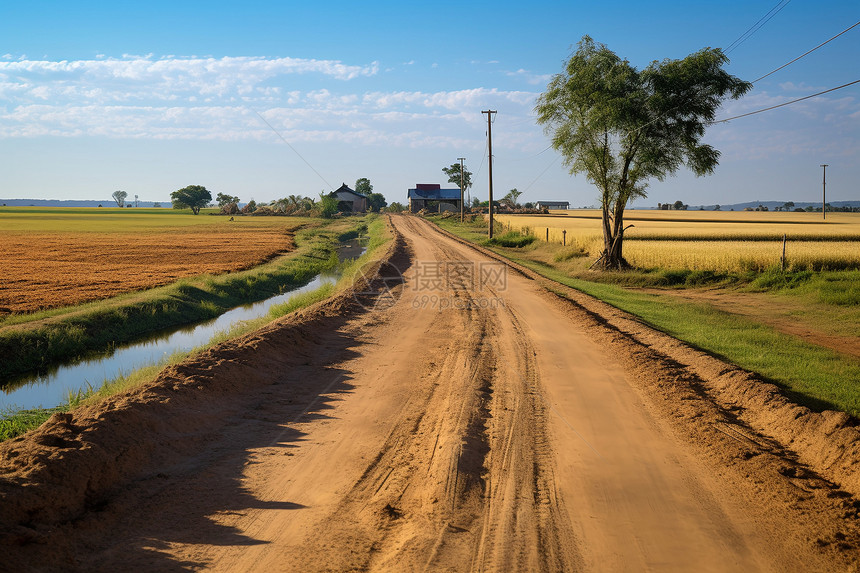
xmin=1 ymin=1 xmax=858 ymax=207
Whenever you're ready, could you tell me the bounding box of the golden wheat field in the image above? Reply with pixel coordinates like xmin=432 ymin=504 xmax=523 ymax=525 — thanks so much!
xmin=494 ymin=210 xmax=860 ymax=272
xmin=0 ymin=208 xmax=301 ymax=313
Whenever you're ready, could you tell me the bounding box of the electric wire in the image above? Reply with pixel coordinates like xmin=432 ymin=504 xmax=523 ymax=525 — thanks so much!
xmin=713 ymin=78 xmax=860 ymax=123
xmin=725 ymin=0 xmax=792 ymax=54
xmin=628 ymin=18 xmax=858 ymax=135
xmin=521 ymin=153 xmax=562 ymax=194
xmin=752 ymin=20 xmax=860 ymax=83
xmin=474 ymin=136 xmax=489 ymax=178
xmin=252 ymin=109 xmax=333 ymax=191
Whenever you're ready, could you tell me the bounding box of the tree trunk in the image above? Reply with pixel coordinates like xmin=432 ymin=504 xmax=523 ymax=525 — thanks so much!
xmin=596 ymin=203 xmax=630 ymax=270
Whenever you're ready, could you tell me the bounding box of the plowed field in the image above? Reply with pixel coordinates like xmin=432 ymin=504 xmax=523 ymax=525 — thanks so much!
xmin=0 ymin=217 xmax=297 ymax=313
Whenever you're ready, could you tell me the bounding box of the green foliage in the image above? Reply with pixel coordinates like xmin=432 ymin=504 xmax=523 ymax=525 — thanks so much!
xmin=318 ymin=194 xmax=339 ymax=218
xmin=216 ymin=192 xmax=240 ymax=207
xmin=751 ymin=269 xmax=860 ymax=306
xmin=355 ymin=178 xmax=373 ymax=196
xmin=501 ymin=188 xmax=522 ymax=207
xmin=269 ymin=283 xmax=336 ymax=318
xmin=535 ymin=36 xmax=751 ymax=268
xmin=0 ymin=406 xmax=66 ymax=441
xmin=442 ymin=162 xmax=472 ymax=191
xmin=484 ymin=231 xmax=537 ymax=248
xmin=171 ymin=185 xmax=212 ymax=215
xmin=387 ymin=202 xmax=405 ymax=213
xmin=367 ymin=192 xmax=387 ymax=212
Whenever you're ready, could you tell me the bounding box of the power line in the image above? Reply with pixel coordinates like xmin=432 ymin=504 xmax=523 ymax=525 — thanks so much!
xmin=752 ymin=20 xmax=860 ymax=83
xmin=474 ymin=136 xmax=489 ymax=178
xmin=252 ymin=109 xmax=333 ymax=191
xmin=713 ymin=78 xmax=860 ymax=123
xmin=632 ymin=21 xmax=859 ymax=134
xmin=725 ymin=0 xmax=792 ymax=54
xmin=521 ymin=153 xmax=562 ymax=194
xmin=495 ymin=144 xmax=554 ymax=164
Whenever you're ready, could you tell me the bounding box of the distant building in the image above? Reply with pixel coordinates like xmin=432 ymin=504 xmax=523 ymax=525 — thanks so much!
xmin=329 ymin=183 xmax=367 ymax=213
xmin=535 ymin=200 xmax=570 ymax=210
xmin=407 ymin=184 xmax=462 ymax=213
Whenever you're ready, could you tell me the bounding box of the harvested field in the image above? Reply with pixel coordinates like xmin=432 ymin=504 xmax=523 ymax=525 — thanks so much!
xmin=0 ymin=209 xmax=303 ymax=313
xmin=495 ymin=210 xmax=860 ymax=272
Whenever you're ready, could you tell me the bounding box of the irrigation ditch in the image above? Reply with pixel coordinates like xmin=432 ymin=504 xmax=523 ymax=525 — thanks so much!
xmin=0 ymin=217 xmax=377 ymax=434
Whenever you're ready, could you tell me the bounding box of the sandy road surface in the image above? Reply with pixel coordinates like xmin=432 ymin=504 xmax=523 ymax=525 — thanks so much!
xmin=2 ymin=215 xmax=860 ymax=571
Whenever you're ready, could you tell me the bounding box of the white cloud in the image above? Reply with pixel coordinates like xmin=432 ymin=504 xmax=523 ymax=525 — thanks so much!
xmin=0 ymin=55 xmax=379 ymax=105
xmin=0 ymin=55 xmax=547 ymax=151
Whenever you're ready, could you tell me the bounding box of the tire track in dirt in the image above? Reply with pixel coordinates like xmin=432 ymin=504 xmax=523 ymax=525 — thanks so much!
xmin=431 ymin=217 xmax=860 ymax=569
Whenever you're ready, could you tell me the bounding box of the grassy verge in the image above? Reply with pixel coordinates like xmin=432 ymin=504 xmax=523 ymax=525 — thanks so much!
xmin=428 ymin=215 xmax=860 ymax=417
xmin=0 ymin=215 xmax=391 ymax=442
xmin=0 ymin=218 xmax=368 ymax=384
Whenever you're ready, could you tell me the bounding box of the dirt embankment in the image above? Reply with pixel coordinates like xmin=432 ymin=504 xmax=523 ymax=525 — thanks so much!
xmin=1 ymin=214 xmax=859 ymax=571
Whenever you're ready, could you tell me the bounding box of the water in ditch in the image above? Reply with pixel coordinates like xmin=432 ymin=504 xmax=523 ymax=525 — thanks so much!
xmin=1 ymin=240 xmax=366 ymax=412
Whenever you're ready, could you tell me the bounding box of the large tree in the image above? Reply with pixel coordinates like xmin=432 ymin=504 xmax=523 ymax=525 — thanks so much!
xmin=535 ymin=36 xmax=750 ymax=269
xmin=442 ymin=163 xmax=472 ymax=201
xmin=171 ymin=185 xmax=212 ymax=215
xmin=355 ymin=178 xmax=373 ymax=196
xmin=111 ymin=190 xmax=127 ymax=208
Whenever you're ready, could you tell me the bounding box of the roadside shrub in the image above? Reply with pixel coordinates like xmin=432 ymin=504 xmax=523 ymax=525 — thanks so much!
xmin=751 ymin=268 xmax=813 ymax=290
xmin=484 ymin=231 xmax=537 ymax=248
xmin=684 ymin=269 xmax=726 ymax=286
xmin=654 ymin=269 xmax=691 ymax=286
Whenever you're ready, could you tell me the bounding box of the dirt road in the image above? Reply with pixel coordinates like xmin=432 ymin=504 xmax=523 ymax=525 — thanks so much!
xmin=2 ymin=215 xmax=859 ymax=571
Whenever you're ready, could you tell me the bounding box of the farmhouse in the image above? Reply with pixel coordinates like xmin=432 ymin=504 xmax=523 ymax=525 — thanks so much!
xmin=407 ymin=184 xmax=462 ymax=213
xmin=329 ymin=183 xmax=367 ymax=213
xmin=535 ymin=200 xmax=570 ymax=210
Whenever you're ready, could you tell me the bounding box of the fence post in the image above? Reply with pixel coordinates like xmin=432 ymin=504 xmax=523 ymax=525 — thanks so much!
xmin=546 ymin=228 xmax=549 ymax=242
xmin=781 ymin=234 xmax=787 ymax=271
xmin=563 ymin=230 xmax=567 ymax=246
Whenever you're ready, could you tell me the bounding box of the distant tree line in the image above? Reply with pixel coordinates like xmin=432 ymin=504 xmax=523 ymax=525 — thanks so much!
xmin=167 ymin=178 xmax=388 ymax=218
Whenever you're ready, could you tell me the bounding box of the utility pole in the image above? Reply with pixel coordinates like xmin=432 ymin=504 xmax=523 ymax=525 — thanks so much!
xmin=820 ymin=164 xmax=828 ymax=220
xmin=482 ymin=110 xmax=496 ymax=238
xmin=458 ymin=157 xmax=465 ymax=222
